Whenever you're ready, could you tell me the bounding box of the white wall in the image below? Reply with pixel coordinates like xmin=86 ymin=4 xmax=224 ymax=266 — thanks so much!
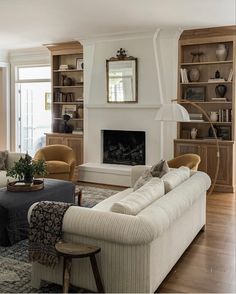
xmin=82 ymin=29 xmax=180 ymax=165
xmin=0 ymin=50 xmax=10 ymax=150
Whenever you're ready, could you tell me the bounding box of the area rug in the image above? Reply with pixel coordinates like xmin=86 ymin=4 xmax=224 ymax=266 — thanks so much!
xmin=75 ymin=184 xmax=119 ymax=207
xmin=0 ymin=185 xmax=118 ymax=293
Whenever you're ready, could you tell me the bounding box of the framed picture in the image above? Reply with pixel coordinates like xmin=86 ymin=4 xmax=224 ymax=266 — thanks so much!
xmin=184 ymin=86 xmax=205 ymax=101
xmin=218 ymin=126 xmax=231 ymax=140
xmin=62 ymin=105 xmax=77 ymax=118
xmin=44 ymin=92 xmax=51 ymax=111
xmin=76 ymin=58 xmax=83 ymax=70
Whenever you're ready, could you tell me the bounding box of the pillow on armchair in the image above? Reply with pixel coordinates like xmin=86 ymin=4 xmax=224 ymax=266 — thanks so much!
xmin=0 ymin=151 xmax=8 ymax=170
xmin=133 ymin=160 xmax=169 ymax=191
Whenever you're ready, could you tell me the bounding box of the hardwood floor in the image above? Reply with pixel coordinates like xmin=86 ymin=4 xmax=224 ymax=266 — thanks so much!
xmin=157 ymin=192 xmax=236 ymax=293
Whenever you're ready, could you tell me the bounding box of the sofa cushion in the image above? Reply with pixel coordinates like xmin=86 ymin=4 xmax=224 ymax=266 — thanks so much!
xmin=133 ymin=169 xmax=152 ymax=191
xmin=46 ymin=161 xmax=70 ymax=174
xmin=111 ymin=178 xmax=165 ymax=215
xmin=133 ymin=160 xmax=169 ymax=191
xmin=161 ymin=166 xmax=190 ymax=193
xmin=93 ymin=188 xmax=133 ymax=212
xmin=0 ymin=151 xmax=8 ymax=170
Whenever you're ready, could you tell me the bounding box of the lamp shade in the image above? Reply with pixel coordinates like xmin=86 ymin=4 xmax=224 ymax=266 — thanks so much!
xmin=155 ymin=103 xmax=190 ymax=122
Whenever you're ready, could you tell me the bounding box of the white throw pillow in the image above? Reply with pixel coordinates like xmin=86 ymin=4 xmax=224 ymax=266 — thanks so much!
xmin=111 ymin=178 xmax=165 ymax=215
xmin=161 ymin=166 xmax=190 ymax=193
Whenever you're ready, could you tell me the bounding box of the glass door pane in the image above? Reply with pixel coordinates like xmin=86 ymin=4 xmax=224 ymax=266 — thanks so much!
xmin=17 ymin=82 xmax=51 ymax=156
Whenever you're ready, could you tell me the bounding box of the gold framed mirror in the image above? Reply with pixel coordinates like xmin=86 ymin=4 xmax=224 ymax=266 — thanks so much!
xmin=106 ymin=48 xmax=138 ymax=103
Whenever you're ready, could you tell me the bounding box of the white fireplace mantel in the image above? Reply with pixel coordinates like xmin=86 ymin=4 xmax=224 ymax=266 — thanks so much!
xmin=80 ymin=30 xmax=179 ymax=186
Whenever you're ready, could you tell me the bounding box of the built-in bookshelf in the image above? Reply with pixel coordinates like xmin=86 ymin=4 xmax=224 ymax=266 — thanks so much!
xmin=45 ymin=41 xmax=84 ymax=166
xmin=175 ymin=26 xmax=236 ymax=192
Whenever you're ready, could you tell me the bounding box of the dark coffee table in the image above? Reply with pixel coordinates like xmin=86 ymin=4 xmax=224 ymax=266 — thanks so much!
xmin=0 ymin=178 xmax=75 ymax=246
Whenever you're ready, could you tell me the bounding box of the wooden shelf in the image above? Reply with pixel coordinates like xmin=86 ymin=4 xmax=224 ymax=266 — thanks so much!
xmin=53 ymin=85 xmax=83 ymax=88
xmin=181 ymin=81 xmax=232 ymax=85
xmin=54 ymin=118 xmax=83 ymax=121
xmin=46 ymin=41 xmax=84 ymax=166
xmin=181 ymin=121 xmax=232 ymax=124
xmin=53 ymin=101 xmax=83 ymax=104
xmin=174 ymin=138 xmax=234 ymax=144
xmin=181 ymin=60 xmax=233 ymax=66
xmin=53 ymin=69 xmax=83 ymax=72
xmin=176 ymin=27 xmax=236 ymax=192
xmin=179 ymin=101 xmax=232 ymax=104
xmin=45 ymin=132 xmax=83 ymax=137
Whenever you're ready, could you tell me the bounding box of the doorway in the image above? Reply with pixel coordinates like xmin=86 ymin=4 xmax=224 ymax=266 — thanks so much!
xmin=16 ymin=66 xmax=51 ymax=156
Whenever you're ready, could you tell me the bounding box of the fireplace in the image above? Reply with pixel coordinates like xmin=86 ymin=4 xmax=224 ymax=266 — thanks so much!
xmin=102 ymin=130 xmax=145 ymax=166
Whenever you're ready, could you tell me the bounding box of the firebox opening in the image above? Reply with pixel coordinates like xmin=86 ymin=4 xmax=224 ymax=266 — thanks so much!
xmin=102 ymin=130 xmax=145 ymax=166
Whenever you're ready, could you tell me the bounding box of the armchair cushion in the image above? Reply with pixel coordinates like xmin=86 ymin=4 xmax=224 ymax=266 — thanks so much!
xmin=46 ymin=161 xmax=70 ymax=174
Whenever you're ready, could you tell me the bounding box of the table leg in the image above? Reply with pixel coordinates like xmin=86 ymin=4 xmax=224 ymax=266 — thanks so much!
xmin=74 ymin=189 xmax=82 ymax=206
xmin=63 ymin=257 xmax=72 ymax=293
xmin=90 ymin=254 xmax=104 ymax=293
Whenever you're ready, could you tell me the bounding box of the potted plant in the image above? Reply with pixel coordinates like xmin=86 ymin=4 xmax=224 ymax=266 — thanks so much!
xmin=7 ymin=153 xmax=47 ymax=184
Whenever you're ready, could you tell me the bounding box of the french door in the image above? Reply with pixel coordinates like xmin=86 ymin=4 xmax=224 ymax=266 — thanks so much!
xmin=16 ymin=66 xmax=51 ymax=156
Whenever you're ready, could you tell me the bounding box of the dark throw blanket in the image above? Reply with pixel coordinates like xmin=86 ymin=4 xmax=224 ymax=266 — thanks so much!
xmin=29 ymin=201 xmax=73 ymax=268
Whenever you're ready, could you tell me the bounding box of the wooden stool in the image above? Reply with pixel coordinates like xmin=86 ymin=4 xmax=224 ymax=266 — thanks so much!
xmin=55 ymin=240 xmax=104 ymax=293
xmin=74 ymin=188 xmax=82 ymax=206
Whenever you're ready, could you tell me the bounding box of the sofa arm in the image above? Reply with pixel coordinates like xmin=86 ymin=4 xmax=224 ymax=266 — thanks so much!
xmin=131 ymin=165 xmax=151 ymax=187
xmin=28 ymin=204 xmax=155 ymax=245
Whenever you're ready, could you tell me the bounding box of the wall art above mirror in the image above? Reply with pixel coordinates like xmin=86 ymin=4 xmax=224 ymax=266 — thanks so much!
xmin=106 ymin=48 xmax=138 ymax=103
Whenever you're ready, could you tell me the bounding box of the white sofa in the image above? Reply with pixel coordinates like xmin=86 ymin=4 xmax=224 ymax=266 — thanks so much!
xmin=29 ymin=166 xmax=211 ymax=293
xmin=0 ymin=152 xmax=24 ymax=188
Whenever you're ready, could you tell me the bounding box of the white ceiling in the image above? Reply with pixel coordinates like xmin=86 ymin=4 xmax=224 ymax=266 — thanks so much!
xmin=0 ymin=0 xmax=235 ymax=50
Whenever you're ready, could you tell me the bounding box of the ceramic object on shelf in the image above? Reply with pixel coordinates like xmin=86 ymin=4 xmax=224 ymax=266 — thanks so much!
xmin=215 ymin=84 xmax=227 ymax=97
xmin=216 ymin=44 xmax=228 ymax=61
xmin=191 ymin=128 xmax=198 ymax=139
xmin=62 ymin=75 xmax=73 ymax=86
xmin=189 ymin=68 xmax=200 ymax=82
xmin=215 ymin=70 xmax=220 ymax=79
xmin=210 ymin=111 xmax=218 ymax=122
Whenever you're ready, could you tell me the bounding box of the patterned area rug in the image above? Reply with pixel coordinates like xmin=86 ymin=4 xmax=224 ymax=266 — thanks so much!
xmin=0 ymin=185 xmax=118 ymax=293
xmin=75 ymin=184 xmax=118 ymax=208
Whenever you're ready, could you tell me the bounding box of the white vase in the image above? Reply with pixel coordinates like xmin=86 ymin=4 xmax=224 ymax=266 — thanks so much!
xmin=210 ymin=112 xmax=218 ymax=122
xmin=191 ymin=128 xmax=198 ymax=139
xmin=216 ymin=44 xmax=228 ymax=61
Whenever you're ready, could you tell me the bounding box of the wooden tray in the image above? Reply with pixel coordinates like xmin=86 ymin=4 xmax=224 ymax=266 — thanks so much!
xmin=7 ymin=180 xmax=44 ymax=192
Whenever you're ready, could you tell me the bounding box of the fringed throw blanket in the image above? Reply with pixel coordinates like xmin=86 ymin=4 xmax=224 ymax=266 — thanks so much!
xmin=29 ymin=201 xmax=73 ymax=268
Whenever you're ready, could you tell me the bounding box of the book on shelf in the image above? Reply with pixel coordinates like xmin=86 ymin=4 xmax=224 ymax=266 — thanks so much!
xmin=227 ymin=69 xmax=233 ymax=82
xmin=208 ymin=78 xmax=226 ymax=82
xmin=180 ymin=68 xmax=189 ymax=83
xmin=211 ymin=97 xmax=227 ymax=101
xmin=59 ymin=64 xmax=73 ymax=70
xmin=189 ymin=113 xmax=203 ymax=121
xmin=189 ymin=113 xmax=203 ymax=117
xmin=72 ymin=130 xmax=83 ymax=135
xmin=218 ymin=109 xmax=232 ymax=122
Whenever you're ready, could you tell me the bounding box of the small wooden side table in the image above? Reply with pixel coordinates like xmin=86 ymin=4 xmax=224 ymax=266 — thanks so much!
xmin=55 ymin=240 xmax=104 ymax=293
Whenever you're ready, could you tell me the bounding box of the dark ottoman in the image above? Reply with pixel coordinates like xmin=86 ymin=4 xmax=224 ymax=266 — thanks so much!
xmin=0 ymin=179 xmax=75 ymax=246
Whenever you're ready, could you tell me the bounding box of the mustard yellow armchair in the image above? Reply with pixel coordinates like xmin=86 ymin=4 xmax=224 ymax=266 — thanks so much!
xmin=34 ymin=145 xmax=76 ymax=181
xmin=168 ymin=153 xmax=201 ymax=171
